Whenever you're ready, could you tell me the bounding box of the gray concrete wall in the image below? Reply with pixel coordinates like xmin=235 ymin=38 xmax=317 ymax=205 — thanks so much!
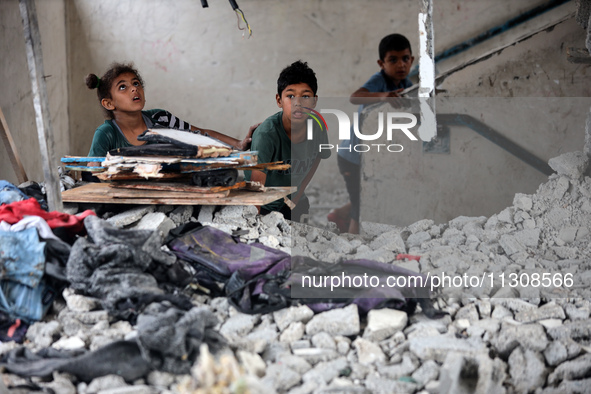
xmin=0 ymin=0 xmax=68 ymax=185
xmin=359 ymin=97 xmax=591 ymax=226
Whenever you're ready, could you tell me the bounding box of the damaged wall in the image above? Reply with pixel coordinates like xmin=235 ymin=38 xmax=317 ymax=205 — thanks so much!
xmin=359 ymin=7 xmax=591 ymax=227
xmin=0 ymin=0 xmax=69 ymax=185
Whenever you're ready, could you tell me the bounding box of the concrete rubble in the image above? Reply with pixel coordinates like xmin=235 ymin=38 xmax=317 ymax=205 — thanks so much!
xmin=2 ymin=150 xmax=591 ymax=393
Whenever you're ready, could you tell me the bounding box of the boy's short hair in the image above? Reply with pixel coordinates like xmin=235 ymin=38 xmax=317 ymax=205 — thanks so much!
xmin=379 ymin=34 xmax=412 ymax=60
xmin=277 ymin=60 xmax=318 ymax=96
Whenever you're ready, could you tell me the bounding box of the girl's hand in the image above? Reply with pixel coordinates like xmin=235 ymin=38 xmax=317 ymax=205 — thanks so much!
xmin=236 ymin=122 xmax=261 ymax=151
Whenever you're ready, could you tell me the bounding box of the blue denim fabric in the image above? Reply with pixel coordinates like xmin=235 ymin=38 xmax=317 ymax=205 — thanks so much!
xmin=0 ymin=279 xmax=55 ymax=322
xmin=0 ymin=227 xmax=46 ymax=288
xmin=0 ymin=180 xmax=28 ymax=205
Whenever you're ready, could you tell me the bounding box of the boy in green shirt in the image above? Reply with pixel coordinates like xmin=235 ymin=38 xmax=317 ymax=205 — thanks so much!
xmin=246 ymin=60 xmax=330 ymax=221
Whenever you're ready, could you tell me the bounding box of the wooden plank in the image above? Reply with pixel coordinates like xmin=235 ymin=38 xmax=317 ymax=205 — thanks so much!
xmin=61 ymin=182 xmax=296 ymax=206
xmin=110 ymin=181 xmax=247 ymax=193
xmin=19 ymin=0 xmax=62 ymax=211
xmin=0 ymin=107 xmax=28 ymax=184
xmin=109 ymin=188 xmax=229 ymax=199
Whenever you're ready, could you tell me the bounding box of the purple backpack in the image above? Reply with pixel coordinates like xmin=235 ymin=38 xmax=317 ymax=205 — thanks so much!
xmin=167 ymin=225 xmax=444 ymax=318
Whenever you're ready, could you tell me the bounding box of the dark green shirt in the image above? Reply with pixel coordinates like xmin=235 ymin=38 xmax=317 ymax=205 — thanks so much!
xmin=88 ymin=109 xmax=192 ymax=157
xmin=246 ymin=111 xmax=331 ymax=212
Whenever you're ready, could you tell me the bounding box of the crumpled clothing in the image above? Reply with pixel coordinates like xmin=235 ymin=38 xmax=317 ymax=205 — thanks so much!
xmin=66 ymin=215 xmax=180 ymax=317
xmin=0 ymin=180 xmax=28 ymax=205
xmin=0 ymin=227 xmax=46 ymax=288
xmin=0 ymin=279 xmax=56 ymax=323
xmin=1 ymin=216 xmax=63 ymax=242
xmin=0 ymin=303 xmax=224 ymax=381
xmin=0 ymin=198 xmax=95 ymax=236
xmin=0 ymin=341 xmax=150 ymax=382
xmin=136 ymin=303 xmax=225 ymax=374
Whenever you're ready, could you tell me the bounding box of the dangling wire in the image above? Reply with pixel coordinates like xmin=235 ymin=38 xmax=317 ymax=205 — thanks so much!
xmin=234 ymin=7 xmax=252 ymax=38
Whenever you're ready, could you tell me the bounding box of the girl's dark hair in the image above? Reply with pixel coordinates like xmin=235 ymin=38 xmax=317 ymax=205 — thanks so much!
xmin=85 ymin=62 xmax=144 ymax=119
xmin=277 ymin=60 xmax=317 ymax=97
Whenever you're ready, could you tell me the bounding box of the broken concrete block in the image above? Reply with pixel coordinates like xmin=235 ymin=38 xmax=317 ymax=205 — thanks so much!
xmin=407 ymin=219 xmax=435 ymax=234
xmin=279 ymin=322 xmax=305 ymax=343
xmin=513 ymin=193 xmax=533 ymax=211
xmin=368 ymin=230 xmax=406 ymax=254
xmin=558 ymin=226 xmax=578 ymax=244
xmin=515 ymin=302 xmax=565 ymax=323
xmin=499 ymin=234 xmax=526 ymax=255
xmin=548 ymin=151 xmax=589 ymax=179
xmin=363 ymin=308 xmax=408 ymax=342
xmin=411 ymin=359 xmax=439 ymax=390
xmin=438 ymin=352 xmax=506 ymax=394
xmin=305 ymin=304 xmax=360 ymax=337
xmin=353 ymin=337 xmax=386 ymax=365
xmin=547 ymin=353 xmax=591 ymax=385
xmin=197 ymin=205 xmax=216 ymax=223
xmin=508 ymin=347 xmax=548 ymax=393
xmin=406 ymin=231 xmax=431 ymax=248
xmin=309 ymin=333 xmax=335 ymax=352
xmin=365 ymin=372 xmax=417 ymax=394
xmin=408 ymin=335 xmax=486 ymax=362
xmin=106 ymin=205 xmax=154 ymax=228
xmin=493 ymin=323 xmax=548 ymax=357
xmin=62 ymin=288 xmax=99 ymax=313
xmin=168 ymin=205 xmax=193 ymax=225
xmin=497 ymin=207 xmax=514 ymax=224
xmin=512 ymin=228 xmax=540 ymax=247
xmin=449 ymin=216 xmax=486 ymax=231
xmin=360 ymin=221 xmax=399 ymax=238
xmin=133 ymin=212 xmax=175 ymax=238
xmin=273 ymin=305 xmax=314 ymax=331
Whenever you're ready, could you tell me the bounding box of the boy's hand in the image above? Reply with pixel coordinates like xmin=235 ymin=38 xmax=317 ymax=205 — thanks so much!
xmin=236 ymin=122 xmax=261 ymax=151
xmin=384 ymin=88 xmax=405 ymax=108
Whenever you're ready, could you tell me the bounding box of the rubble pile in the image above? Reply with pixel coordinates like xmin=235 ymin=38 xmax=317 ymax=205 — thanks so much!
xmin=1 ymin=151 xmax=591 ymax=393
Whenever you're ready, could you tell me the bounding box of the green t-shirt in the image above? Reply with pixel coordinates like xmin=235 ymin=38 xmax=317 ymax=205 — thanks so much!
xmin=246 ymin=111 xmax=331 ymax=212
xmin=87 ymin=109 xmax=192 ymax=157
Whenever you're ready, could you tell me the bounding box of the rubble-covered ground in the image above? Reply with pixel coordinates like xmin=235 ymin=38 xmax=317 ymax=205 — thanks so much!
xmin=2 ymin=151 xmax=591 ymax=394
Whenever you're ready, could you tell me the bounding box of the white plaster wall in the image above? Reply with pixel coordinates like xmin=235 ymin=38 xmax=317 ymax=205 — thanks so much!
xmin=0 ymin=0 xmax=68 ymax=185
xmin=66 ymin=0 xmax=423 ymax=157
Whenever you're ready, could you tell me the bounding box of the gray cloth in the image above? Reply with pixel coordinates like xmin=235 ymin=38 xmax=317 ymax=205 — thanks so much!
xmin=66 ymin=215 xmax=176 ymax=314
xmin=136 ymin=303 xmax=225 ymax=374
xmin=0 ymin=303 xmax=224 ymax=381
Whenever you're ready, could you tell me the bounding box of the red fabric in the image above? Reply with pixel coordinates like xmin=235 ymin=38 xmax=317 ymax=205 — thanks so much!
xmin=396 ymin=254 xmax=421 ymax=261
xmin=7 ymin=319 xmax=21 ymax=338
xmin=0 ymin=198 xmax=95 ymax=234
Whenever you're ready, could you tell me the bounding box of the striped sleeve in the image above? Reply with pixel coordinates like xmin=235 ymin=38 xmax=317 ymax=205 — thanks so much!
xmin=150 ymin=110 xmax=193 ymax=131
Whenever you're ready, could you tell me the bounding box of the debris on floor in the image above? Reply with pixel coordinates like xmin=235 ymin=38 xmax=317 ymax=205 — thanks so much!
xmin=0 ymin=150 xmax=590 ymax=393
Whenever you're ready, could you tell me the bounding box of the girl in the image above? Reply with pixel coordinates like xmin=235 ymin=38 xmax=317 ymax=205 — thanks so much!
xmin=86 ymin=62 xmax=256 ymax=158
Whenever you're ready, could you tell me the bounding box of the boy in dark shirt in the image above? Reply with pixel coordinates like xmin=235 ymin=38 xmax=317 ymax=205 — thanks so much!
xmin=246 ymin=60 xmax=330 ymax=221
